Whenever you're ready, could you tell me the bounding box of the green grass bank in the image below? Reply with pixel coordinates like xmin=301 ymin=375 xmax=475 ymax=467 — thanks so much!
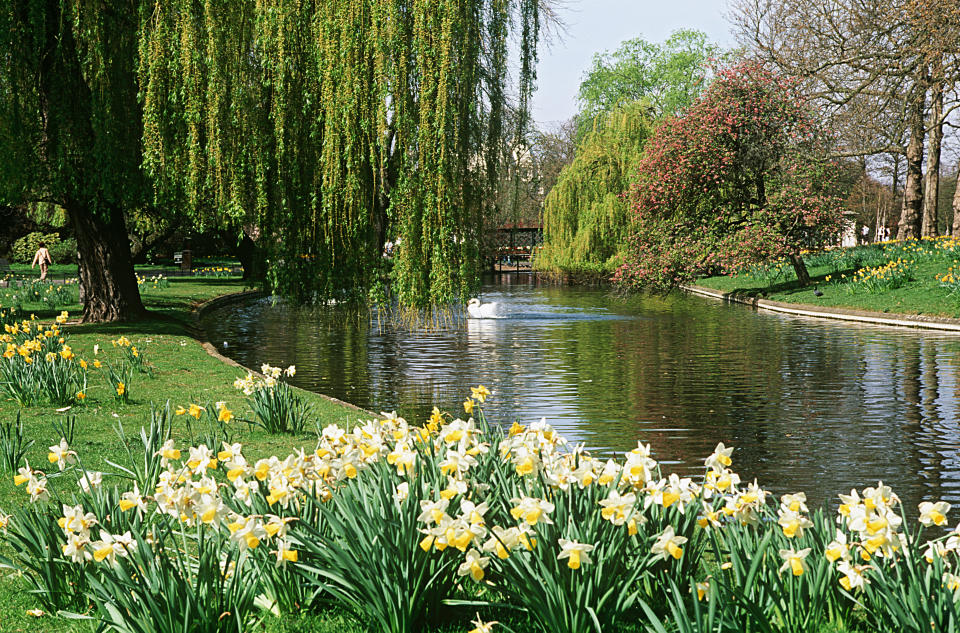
xmin=696 ymin=236 xmax=960 ymax=319
xmin=0 ymin=276 xmax=367 ymax=632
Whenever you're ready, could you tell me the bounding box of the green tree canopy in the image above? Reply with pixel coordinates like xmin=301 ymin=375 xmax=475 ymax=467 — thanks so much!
xmin=0 ymin=0 xmax=147 ymax=321
xmin=0 ymin=1 xmax=545 ymax=321
xmin=537 ymin=30 xmax=724 ymax=277
xmin=537 ymin=102 xmax=653 ymax=275
xmin=575 ymin=29 xmax=725 ymax=137
xmin=139 ymin=0 xmax=543 ymax=309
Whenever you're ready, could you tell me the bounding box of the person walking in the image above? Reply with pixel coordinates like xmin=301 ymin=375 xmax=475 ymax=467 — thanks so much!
xmin=31 ymin=241 xmax=52 ymax=281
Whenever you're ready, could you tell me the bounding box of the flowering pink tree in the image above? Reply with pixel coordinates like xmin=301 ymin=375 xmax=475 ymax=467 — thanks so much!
xmin=614 ymin=61 xmax=846 ymax=291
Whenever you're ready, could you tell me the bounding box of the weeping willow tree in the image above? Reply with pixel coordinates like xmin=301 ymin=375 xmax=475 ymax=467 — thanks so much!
xmin=139 ymin=0 xmax=542 ymax=308
xmin=536 ymin=102 xmax=653 ymax=275
xmin=0 ymin=1 xmax=147 ymax=322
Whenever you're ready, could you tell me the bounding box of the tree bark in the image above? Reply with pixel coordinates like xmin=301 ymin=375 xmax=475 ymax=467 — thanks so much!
xmin=953 ymin=161 xmax=960 ymax=236
xmin=236 ymin=234 xmax=263 ymax=281
xmin=789 ymin=253 xmax=811 ymax=287
xmin=67 ymin=202 xmax=146 ymax=323
xmin=897 ymin=96 xmax=926 ymax=240
xmin=921 ymin=75 xmax=943 ymax=237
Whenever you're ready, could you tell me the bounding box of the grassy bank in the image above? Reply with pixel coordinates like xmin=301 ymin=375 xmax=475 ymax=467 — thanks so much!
xmin=697 ymin=236 xmax=960 ymax=318
xmin=0 ymin=276 xmax=365 ymax=632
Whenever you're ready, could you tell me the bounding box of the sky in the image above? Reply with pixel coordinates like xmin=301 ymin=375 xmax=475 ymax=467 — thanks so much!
xmin=530 ymin=0 xmax=736 ymax=125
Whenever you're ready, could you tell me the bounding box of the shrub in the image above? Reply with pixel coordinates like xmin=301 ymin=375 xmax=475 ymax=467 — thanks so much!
xmin=11 ymin=231 xmax=60 ymax=263
xmin=48 ymin=237 xmax=78 ymax=265
xmin=616 ymin=61 xmax=846 ymax=291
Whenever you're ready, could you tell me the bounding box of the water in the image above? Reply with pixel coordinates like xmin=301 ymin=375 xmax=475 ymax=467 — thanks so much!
xmin=202 ymin=278 xmax=960 ymax=510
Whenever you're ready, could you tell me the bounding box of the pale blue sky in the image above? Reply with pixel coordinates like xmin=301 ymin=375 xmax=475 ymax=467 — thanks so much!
xmin=531 ymin=0 xmax=735 ymax=124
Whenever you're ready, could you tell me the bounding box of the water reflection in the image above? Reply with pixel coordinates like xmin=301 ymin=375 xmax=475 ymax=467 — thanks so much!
xmin=202 ymin=280 xmax=960 ymax=509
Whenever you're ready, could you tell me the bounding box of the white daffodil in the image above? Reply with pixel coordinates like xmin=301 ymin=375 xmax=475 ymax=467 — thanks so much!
xmin=557 ymin=538 xmax=595 ymax=570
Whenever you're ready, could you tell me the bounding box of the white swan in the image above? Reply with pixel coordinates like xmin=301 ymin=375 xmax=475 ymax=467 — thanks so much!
xmin=467 ymin=297 xmax=500 ymax=319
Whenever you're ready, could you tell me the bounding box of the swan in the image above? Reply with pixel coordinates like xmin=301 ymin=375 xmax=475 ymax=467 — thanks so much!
xmin=467 ymin=297 xmax=500 ymax=319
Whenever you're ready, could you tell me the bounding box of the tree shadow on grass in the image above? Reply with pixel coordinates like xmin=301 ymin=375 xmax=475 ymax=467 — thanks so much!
xmin=720 ymin=267 xmax=861 ymax=299
xmin=72 ymin=311 xmax=194 ymax=338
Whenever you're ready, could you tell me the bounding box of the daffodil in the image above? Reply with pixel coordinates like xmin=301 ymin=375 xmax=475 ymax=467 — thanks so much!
xmin=705 ymin=442 xmax=733 ymax=470
xmin=457 ymin=548 xmax=490 ymax=581
xmin=696 ymin=580 xmax=710 ymax=601
xmin=919 ymin=501 xmax=951 ymax=527
xmin=557 ymin=538 xmax=595 ymax=569
xmin=825 ymin=530 xmax=851 ymax=563
xmin=599 ymin=490 xmax=636 ymax=526
xmin=837 ymin=560 xmax=870 ymax=591
xmin=217 ymin=404 xmax=234 ymax=423
xmin=47 ymin=438 xmax=76 ymax=471
xmin=509 ymin=496 xmax=554 ymax=526
xmin=468 ymin=614 xmax=498 ymax=633
xmin=777 ymin=507 xmax=813 ymax=538
xmin=470 ymin=385 xmax=490 ymax=403
xmin=78 ymin=471 xmax=102 ymax=493
xmin=274 ymin=543 xmax=298 ymax=567
xmin=651 ymin=525 xmax=687 ymax=561
xmin=779 ymin=548 xmax=810 ymax=576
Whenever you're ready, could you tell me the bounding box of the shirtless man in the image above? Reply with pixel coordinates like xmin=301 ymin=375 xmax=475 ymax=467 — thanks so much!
xmin=31 ymin=242 xmax=52 ymax=281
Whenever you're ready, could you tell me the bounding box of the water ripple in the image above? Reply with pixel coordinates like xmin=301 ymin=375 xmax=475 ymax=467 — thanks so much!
xmin=203 ymin=282 xmax=960 ymax=510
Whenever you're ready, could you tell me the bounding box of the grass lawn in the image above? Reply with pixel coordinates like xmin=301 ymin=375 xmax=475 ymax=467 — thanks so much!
xmin=0 ymin=276 xmax=368 ymax=632
xmin=696 ymin=237 xmax=960 ymax=319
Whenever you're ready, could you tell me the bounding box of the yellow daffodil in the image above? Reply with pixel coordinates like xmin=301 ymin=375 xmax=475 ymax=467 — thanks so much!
xmin=470 ymin=385 xmax=490 ymax=403
xmin=557 ymin=538 xmax=595 ymax=570
xmin=779 ymin=548 xmax=810 ymax=576
xmin=652 ymin=525 xmax=687 ymax=561
xmin=919 ymin=501 xmax=950 ymax=527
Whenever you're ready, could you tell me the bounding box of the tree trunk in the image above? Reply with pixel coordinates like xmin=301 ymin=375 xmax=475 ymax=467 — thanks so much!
xmin=953 ymin=161 xmax=960 ymax=236
xmin=789 ymin=253 xmax=811 ymax=287
xmin=67 ymin=201 xmax=146 ymax=322
xmin=921 ymin=76 xmax=943 ymax=237
xmin=236 ymin=234 xmax=263 ymax=281
xmin=897 ymin=94 xmax=926 ymax=241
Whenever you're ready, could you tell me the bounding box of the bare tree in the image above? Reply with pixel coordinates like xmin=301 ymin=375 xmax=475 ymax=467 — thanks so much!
xmin=729 ymin=0 xmax=960 ymax=239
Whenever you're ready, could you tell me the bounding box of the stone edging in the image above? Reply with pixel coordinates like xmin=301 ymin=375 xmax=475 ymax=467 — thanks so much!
xmin=190 ymin=290 xmax=376 ymax=416
xmin=682 ymin=284 xmax=960 ymax=333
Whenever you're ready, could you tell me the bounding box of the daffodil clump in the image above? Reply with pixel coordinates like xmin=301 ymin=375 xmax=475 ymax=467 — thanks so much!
xmin=195 ymin=266 xmax=234 ymax=278
xmin=234 ymin=363 xmax=310 ymax=434
xmin=16 ymin=279 xmax=77 ymax=309
xmin=0 ymin=300 xmax=21 ymax=329
xmin=844 ymin=257 xmax=913 ymax=293
xmin=4 ymin=393 xmax=960 ymax=633
xmin=111 ymin=334 xmax=150 ymax=374
xmin=0 ymin=312 xmax=87 ymax=406
xmin=0 ymin=313 xmax=160 ymax=408
xmin=135 ymin=273 xmax=170 ymax=290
